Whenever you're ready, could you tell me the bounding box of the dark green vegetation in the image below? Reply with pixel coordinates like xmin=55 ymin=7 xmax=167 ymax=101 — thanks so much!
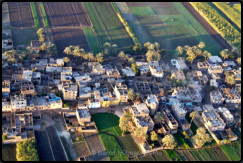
xmin=190 ymin=2 xmax=241 ymax=52
xmin=185 ymin=115 xmax=197 ymax=134
xmin=83 ymin=2 xmax=134 ymax=50
xmin=29 ymin=2 xmax=40 ymax=27
xmin=198 ymin=149 xmax=212 ymax=161
xmin=83 ymin=27 xmax=102 ymax=54
xmin=205 ymin=148 xmax=220 ymax=161
xmin=2 ymin=144 xmax=17 ymax=161
xmin=173 ymin=133 xmax=190 ymax=149
xmin=220 ymin=142 xmax=241 ymax=161
xmin=138 ymin=154 xmax=155 ymax=161
xmin=38 ymin=2 xmax=49 ymax=27
xmin=189 ymin=150 xmax=205 ymax=161
xmin=118 ymin=134 xmax=141 ymax=157
xmin=16 ymin=139 xmax=39 ymax=161
xmin=152 ymin=150 xmax=171 ymax=161
xmin=212 ymin=2 xmax=241 ymax=28
xmin=130 ymin=6 xmax=156 ymax=16
xmin=2 ymin=134 xmax=7 ymax=140
xmin=165 ymin=150 xmax=181 ymax=161
xmin=11 ymin=28 xmax=37 ymax=45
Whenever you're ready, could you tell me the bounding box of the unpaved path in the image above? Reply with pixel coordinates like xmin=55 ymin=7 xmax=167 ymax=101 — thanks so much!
xmin=115 ymin=2 xmax=151 ymax=45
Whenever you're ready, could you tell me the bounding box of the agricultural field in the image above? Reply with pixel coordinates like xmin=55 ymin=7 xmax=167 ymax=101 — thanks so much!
xmin=51 ymin=28 xmax=90 ymax=58
xmin=2 ymin=2 xmax=11 ymax=28
xmin=124 ymin=2 xmax=224 ymax=54
xmin=38 ymin=2 xmax=49 ymax=27
xmin=30 ymin=2 xmax=40 ymax=27
xmin=11 ymin=28 xmax=38 ymax=47
xmin=137 ymin=154 xmax=155 ymax=161
xmin=165 ymin=150 xmax=181 ymax=161
xmin=205 ymin=148 xmax=221 ymax=161
xmin=92 ymin=113 xmax=123 ymax=136
xmin=130 ymin=6 xmax=156 ymax=16
xmin=118 ymin=134 xmax=142 ymax=157
xmin=172 ymin=133 xmax=190 ymax=149
xmin=198 ymin=149 xmax=213 ymax=161
xmin=212 ymin=146 xmax=231 ymax=161
xmin=73 ymin=142 xmax=91 ymax=158
xmin=43 ymin=2 xmax=91 ymax=27
xmin=176 ymin=150 xmax=188 ymax=161
xmin=83 ymin=27 xmax=102 ymax=54
xmin=189 ymin=150 xmax=205 ymax=161
xmin=83 ymin=2 xmax=134 ymax=50
xmin=152 ymin=150 xmax=171 ymax=161
xmin=220 ymin=142 xmax=241 ymax=161
xmin=71 ymin=131 xmax=85 ymax=143
xmin=2 ymin=144 xmax=17 ymax=161
xmin=8 ymin=2 xmax=34 ymax=27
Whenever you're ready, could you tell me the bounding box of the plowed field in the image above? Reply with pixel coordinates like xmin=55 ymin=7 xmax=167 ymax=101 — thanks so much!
xmin=8 ymin=2 xmax=34 ymax=27
xmin=43 ymin=2 xmax=91 ymax=27
xmin=51 ymin=28 xmax=90 ymax=58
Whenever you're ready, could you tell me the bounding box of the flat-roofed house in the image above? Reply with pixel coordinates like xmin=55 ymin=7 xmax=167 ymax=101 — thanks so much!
xmin=171 ymin=103 xmax=190 ymax=130
xmin=208 ymin=64 xmax=223 ymax=75
xmin=62 ymin=83 xmax=78 ymax=101
xmin=136 ymin=62 xmax=150 ymax=76
xmin=208 ymin=56 xmax=223 ymax=64
xmin=22 ymin=70 xmax=33 ymax=82
xmin=2 ymin=101 xmax=12 ymax=112
xmin=221 ymin=88 xmax=241 ymax=104
xmin=134 ymin=115 xmax=154 ymax=133
xmin=161 ymin=106 xmax=178 ymax=134
xmin=148 ymin=61 xmax=164 ymax=77
xmin=171 ymin=70 xmax=186 ymax=81
xmin=210 ymin=90 xmax=225 ymax=105
xmin=146 ymin=95 xmax=159 ymax=116
xmin=114 ymin=82 xmax=128 ymax=102
xmin=45 ymin=65 xmax=62 ymax=79
xmin=172 ymin=87 xmax=193 ymax=106
xmin=61 ymin=67 xmax=72 ymax=82
xmin=218 ymin=107 xmax=234 ymax=125
xmin=11 ymin=95 xmax=27 ymax=112
xmin=2 ymin=80 xmax=10 ymax=98
xmin=121 ymin=67 xmax=135 ymax=77
xmin=171 ymin=57 xmax=187 ymax=70
xmin=30 ymin=40 xmax=42 ymax=52
xmin=197 ymin=61 xmax=210 ymax=70
xmin=32 ymin=72 xmax=41 ymax=85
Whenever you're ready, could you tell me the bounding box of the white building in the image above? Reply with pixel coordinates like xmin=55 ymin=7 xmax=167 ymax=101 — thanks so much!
xmin=218 ymin=107 xmax=234 ymax=125
xmin=22 ymin=70 xmax=33 ymax=82
xmin=121 ymin=67 xmax=135 ymax=77
xmin=2 ymin=101 xmax=12 ymax=112
xmin=148 ymin=61 xmax=163 ymax=77
xmin=146 ymin=95 xmax=159 ymax=116
xmin=171 ymin=103 xmax=187 ymax=120
xmin=79 ymin=86 xmax=91 ymax=99
xmin=210 ymin=79 xmax=218 ymax=88
xmin=10 ymin=95 xmax=27 ymax=112
xmin=210 ymin=90 xmax=225 ymax=105
xmin=208 ymin=56 xmax=223 ymax=63
xmin=171 ymin=57 xmax=187 ymax=70
xmin=136 ymin=62 xmax=150 ymax=76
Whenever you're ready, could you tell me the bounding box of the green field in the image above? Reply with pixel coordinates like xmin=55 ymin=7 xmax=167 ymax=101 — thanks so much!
xmin=165 ymin=150 xmax=181 ymax=161
xmin=138 ymin=154 xmax=154 ymax=161
xmin=205 ymin=148 xmax=220 ymax=161
xmin=232 ymin=3 xmax=241 ymax=13
xmin=189 ymin=150 xmax=205 ymax=161
xmin=118 ymin=134 xmax=141 ymax=157
xmin=83 ymin=27 xmax=102 ymax=54
xmin=128 ymin=2 xmax=223 ymax=55
xmin=130 ymin=6 xmax=156 ymax=16
xmin=212 ymin=2 xmax=241 ymax=29
xmin=172 ymin=133 xmax=190 ymax=149
xmin=2 ymin=144 xmax=17 ymax=161
xmin=152 ymin=150 xmax=171 ymax=161
xmin=38 ymin=2 xmax=49 ymax=27
xmin=12 ymin=28 xmax=38 ymax=46
xmin=83 ymin=2 xmax=134 ymax=50
xmin=98 ymin=132 xmax=129 ymax=161
xmin=220 ymin=142 xmax=241 ymax=161
xmin=29 ymin=2 xmax=40 ymax=27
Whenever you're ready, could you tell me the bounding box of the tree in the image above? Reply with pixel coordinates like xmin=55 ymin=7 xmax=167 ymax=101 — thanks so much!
xmin=176 ymin=46 xmax=184 ymax=56
xmin=146 ymin=50 xmax=161 ymax=62
xmin=154 ymin=42 xmax=160 ymax=50
xmin=83 ymin=54 xmax=89 ymax=60
xmin=47 ymin=42 xmax=57 ymax=57
xmin=193 ymin=127 xmax=211 ymax=148
xmin=182 ymin=131 xmax=189 ymax=139
xmin=183 ymin=45 xmax=191 ymax=51
xmin=96 ymin=53 xmax=104 ymax=64
xmin=135 ymin=92 xmax=141 ymax=100
xmin=36 ymin=28 xmax=44 ymax=36
xmin=131 ymin=63 xmax=139 ymax=75
xmin=186 ymin=52 xmax=196 ymax=64
xmin=16 ymin=139 xmax=39 ymax=161
xmin=197 ymin=42 xmax=205 ymax=49
xmin=73 ymin=46 xmax=81 ymax=59
xmin=128 ymin=58 xmax=135 ymax=65
xmin=134 ymin=127 xmax=143 ymax=141
xmin=220 ymin=49 xmax=229 ymax=60
xmin=133 ymin=45 xmax=140 ymax=54
xmin=64 ymin=101 xmax=69 ymax=108
xmin=63 ymin=57 xmax=70 ymax=64
xmin=210 ymin=86 xmax=216 ymax=91
xmin=64 ymin=46 xmax=74 ymax=56
xmin=2 ymin=135 xmax=7 ymax=141
xmin=224 ymin=72 xmax=236 ymax=85
xmin=128 ymin=88 xmax=136 ymax=101
xmin=162 ymin=134 xmax=177 ymax=149
xmin=236 ymin=57 xmax=241 ymax=65
xmin=118 ymin=51 xmax=125 ymax=61
xmin=87 ymin=53 xmax=94 ymax=62
xmin=55 ymin=92 xmax=62 ymax=97
xmin=111 ymin=44 xmax=118 ymax=56
xmin=189 ymin=111 xmax=197 ymax=128
xmin=202 ymin=50 xmax=212 ymax=61
xmin=103 ymin=42 xmax=111 ymax=56
xmin=119 ymin=118 xmax=129 ymax=136
xmin=144 ymin=42 xmax=151 ymax=49
xmin=154 ymin=112 xmax=165 ymax=127
xmin=151 ymin=131 xmax=158 ymax=142
xmin=76 ymin=137 xmax=80 ymax=141
xmin=141 ymin=132 xmax=148 ymax=145
xmin=229 ymin=52 xmax=235 ymax=59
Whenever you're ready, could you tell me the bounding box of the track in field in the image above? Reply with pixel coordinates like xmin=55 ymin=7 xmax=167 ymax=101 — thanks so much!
xmin=51 ymin=27 xmax=90 ymax=58
xmin=181 ymin=2 xmax=232 ymax=50
xmin=43 ymin=2 xmax=91 ymax=27
xmin=8 ymin=2 xmax=34 ymax=27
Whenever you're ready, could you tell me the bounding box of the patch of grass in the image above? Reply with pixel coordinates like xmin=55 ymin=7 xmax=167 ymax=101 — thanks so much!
xmin=118 ymin=134 xmax=141 ymax=157
xmin=198 ymin=149 xmax=212 ymax=161
xmin=29 ymin=2 xmax=40 ymax=27
xmin=220 ymin=143 xmax=241 ymax=161
xmin=173 ymin=133 xmax=190 ymax=149
xmin=2 ymin=144 xmax=17 ymax=161
xmin=83 ymin=27 xmax=102 ymax=54
xmin=138 ymin=154 xmax=154 ymax=161
xmin=185 ymin=115 xmax=198 ymax=135
xmin=98 ymin=132 xmax=129 ymax=161
xmin=130 ymin=6 xmax=156 ymax=16
xmin=165 ymin=150 xmax=181 ymax=161
xmin=92 ymin=113 xmax=124 ymax=137
xmin=38 ymin=2 xmax=49 ymax=27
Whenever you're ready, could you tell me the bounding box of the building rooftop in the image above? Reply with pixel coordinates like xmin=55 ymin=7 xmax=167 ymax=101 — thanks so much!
xmin=202 ymin=109 xmax=225 ymax=128
xmin=218 ymin=107 xmax=234 ymax=120
xmin=163 ymin=108 xmax=178 ymax=125
xmin=32 ymin=72 xmax=41 ymax=78
xmin=223 ymin=61 xmax=236 ymax=67
xmin=146 ymin=95 xmax=158 ymax=104
xmin=2 ymin=80 xmax=10 ymax=88
xmin=197 ymin=61 xmax=210 ymax=69
xmin=37 ymin=96 xmax=50 ymax=106
xmin=210 ymin=90 xmax=224 ymax=101
xmin=46 ymin=66 xmax=62 ymax=72
xmin=172 ymin=103 xmax=186 ymax=114
xmin=122 ymin=67 xmax=135 ymax=76
xmin=134 ymin=103 xmax=150 ymax=115
xmin=209 ymin=56 xmax=223 ymax=63
xmin=221 ymin=88 xmax=241 ymax=100
xmin=173 ymin=87 xmax=192 ymax=101
xmin=11 ymin=94 xmax=26 ymax=102
xmin=172 ymin=70 xmax=186 ymax=80
xmin=77 ymin=109 xmax=90 ymax=119
xmin=22 ymin=70 xmax=33 ymax=81
xmin=63 ymin=83 xmax=77 ymax=91
xmin=62 ymin=67 xmax=72 ymax=73
xmin=79 ymin=87 xmax=91 ymax=97
xmin=136 ymin=115 xmax=153 ymax=127
xmin=203 ymin=105 xmax=214 ymax=111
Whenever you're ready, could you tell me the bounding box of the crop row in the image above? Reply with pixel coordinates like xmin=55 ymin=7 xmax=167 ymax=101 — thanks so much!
xmin=190 ymin=2 xmax=241 ymax=51
xmin=83 ymin=27 xmax=102 ymax=54
xmin=38 ymin=2 xmax=49 ymax=27
xmin=212 ymin=2 xmax=241 ymax=28
xmin=173 ymin=2 xmax=223 ymax=54
xmin=29 ymin=2 xmax=40 ymax=27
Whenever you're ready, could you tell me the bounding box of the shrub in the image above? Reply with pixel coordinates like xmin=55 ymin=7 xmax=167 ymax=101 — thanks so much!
xmin=2 ymin=135 xmax=7 ymax=141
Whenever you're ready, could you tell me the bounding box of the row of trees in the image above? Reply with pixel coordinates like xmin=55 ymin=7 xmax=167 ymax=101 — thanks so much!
xmin=16 ymin=139 xmax=39 ymax=161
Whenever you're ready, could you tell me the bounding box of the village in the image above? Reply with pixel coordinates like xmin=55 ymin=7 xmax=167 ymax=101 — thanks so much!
xmin=2 ymin=26 xmax=241 ymax=161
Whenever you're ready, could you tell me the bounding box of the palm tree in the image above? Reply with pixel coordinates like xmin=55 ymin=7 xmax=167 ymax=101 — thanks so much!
xmin=134 ymin=126 xmax=143 ymax=140
xmin=36 ymin=28 xmax=44 ymax=36
xmin=220 ymin=49 xmax=229 ymax=60
xmin=189 ymin=111 xmax=197 ymax=128
xmin=4 ymin=51 xmax=11 ymax=59
xmin=118 ymin=51 xmax=125 ymax=61
xmin=87 ymin=53 xmax=94 ymax=62
xmin=103 ymin=42 xmax=111 ymax=49
xmin=162 ymin=134 xmax=177 ymax=149
xmin=154 ymin=42 xmax=160 ymax=50
xmin=144 ymin=42 xmax=151 ymax=49
xmin=8 ymin=50 xmax=16 ymax=59
xmin=176 ymin=46 xmax=184 ymax=56
xmin=63 ymin=57 xmax=70 ymax=64
xmin=72 ymin=46 xmax=81 ymax=59
xmin=197 ymin=42 xmax=205 ymax=49
xmin=136 ymin=92 xmax=141 ymax=101
xmin=119 ymin=118 xmax=128 ymax=136
xmin=193 ymin=127 xmax=211 ymax=148
xmin=154 ymin=112 xmax=165 ymax=127
xmin=83 ymin=54 xmax=89 ymax=61
xmin=186 ymin=52 xmax=196 ymax=64
xmin=63 ymin=46 xmax=74 ymax=57
xmin=236 ymin=57 xmax=241 ymax=65
xmin=183 ymin=45 xmax=191 ymax=51
xmin=224 ymin=72 xmax=236 ymax=85
xmin=96 ymin=53 xmax=104 ymax=63
xmin=48 ymin=42 xmax=57 ymax=57
xmin=128 ymin=88 xmax=136 ymax=101
xmin=202 ymin=50 xmax=212 ymax=61
xmin=194 ymin=48 xmax=202 ymax=57
xmin=111 ymin=44 xmax=118 ymax=56
xmin=148 ymin=44 xmax=155 ymax=51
